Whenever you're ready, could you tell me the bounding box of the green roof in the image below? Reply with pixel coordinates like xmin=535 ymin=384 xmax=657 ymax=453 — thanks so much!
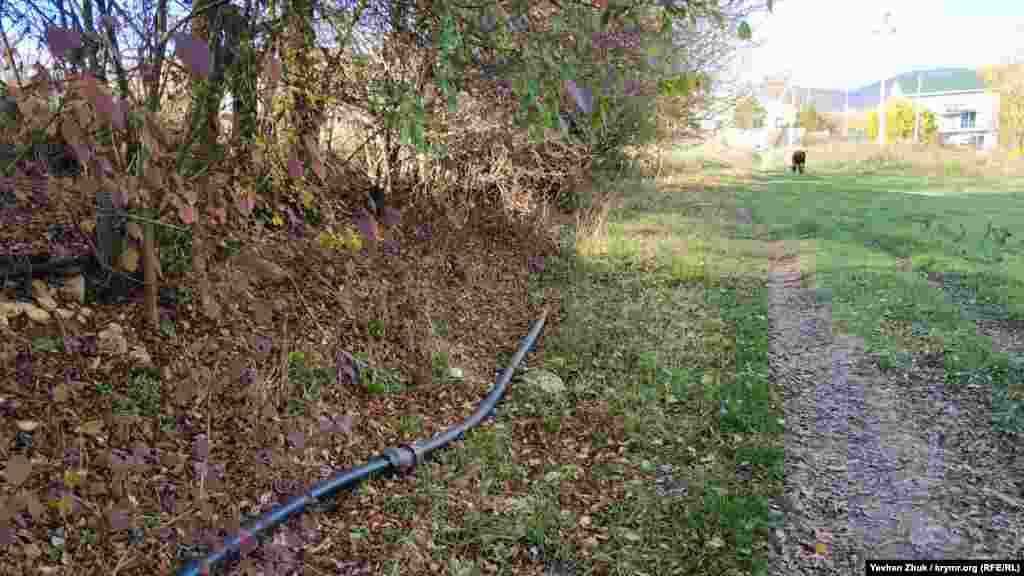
xmin=892 ymin=68 xmax=984 ymax=94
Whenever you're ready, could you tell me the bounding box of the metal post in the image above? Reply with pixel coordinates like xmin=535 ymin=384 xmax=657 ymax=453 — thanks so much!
xmin=96 ymin=191 xmax=115 ymax=270
xmin=873 ymin=11 xmax=896 ymax=146
xmin=913 ymin=72 xmax=922 ymax=143
xmin=845 ymin=87 xmax=850 ymax=139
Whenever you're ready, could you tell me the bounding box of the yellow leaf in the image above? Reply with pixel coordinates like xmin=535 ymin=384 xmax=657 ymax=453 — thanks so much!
xmin=80 ymin=220 xmax=96 ymax=235
xmin=815 ymin=542 xmax=827 ymax=555
xmin=77 ymin=420 xmax=104 ymax=436
xmin=63 ymin=468 xmax=84 ymax=488
xmin=317 ymin=231 xmax=334 ymax=249
xmin=301 ymin=189 xmax=314 ymax=209
xmin=47 ymin=494 xmax=75 ymax=514
xmin=271 ymin=214 xmax=284 ymax=227
xmin=120 ymin=246 xmax=140 ymax=273
xmin=53 ymin=383 xmax=68 ymax=403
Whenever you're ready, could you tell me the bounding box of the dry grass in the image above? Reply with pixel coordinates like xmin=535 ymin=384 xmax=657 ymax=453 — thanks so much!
xmin=573 ymin=177 xmax=620 ymax=257
xmin=801 ymin=141 xmax=1024 ymax=178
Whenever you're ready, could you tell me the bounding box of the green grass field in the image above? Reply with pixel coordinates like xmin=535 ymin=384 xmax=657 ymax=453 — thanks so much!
xmin=384 ymin=151 xmax=1024 ymax=575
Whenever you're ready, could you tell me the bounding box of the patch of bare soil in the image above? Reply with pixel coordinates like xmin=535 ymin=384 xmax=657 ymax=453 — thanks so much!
xmin=765 ymin=241 xmax=1023 ymax=575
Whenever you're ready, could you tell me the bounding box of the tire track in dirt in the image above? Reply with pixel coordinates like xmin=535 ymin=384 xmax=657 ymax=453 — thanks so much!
xmin=764 ymin=241 xmax=1022 ymax=575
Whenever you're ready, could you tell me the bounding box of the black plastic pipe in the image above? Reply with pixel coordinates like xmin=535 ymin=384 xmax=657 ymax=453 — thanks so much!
xmin=174 ymin=308 xmax=548 ymax=576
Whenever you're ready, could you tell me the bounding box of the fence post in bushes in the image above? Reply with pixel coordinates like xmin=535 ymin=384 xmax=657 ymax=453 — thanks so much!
xmin=95 ymin=190 xmax=119 ymax=270
xmin=143 ymin=221 xmax=159 ymax=327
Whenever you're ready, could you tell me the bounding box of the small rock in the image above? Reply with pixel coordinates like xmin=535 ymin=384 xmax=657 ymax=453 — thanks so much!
xmin=54 ymin=308 xmax=75 ymax=320
xmin=129 ymin=345 xmax=152 ymax=366
xmin=31 ymin=279 xmax=52 ymax=300
xmin=521 ymin=368 xmax=566 ymax=395
xmin=78 ymin=307 xmax=93 ymax=318
xmin=98 ymin=324 xmax=128 ymax=355
xmin=230 ymin=250 xmax=289 ymax=283
xmin=0 ymin=300 xmax=21 ymax=318
xmin=24 ymin=304 xmax=51 ymax=324
xmin=35 ymin=294 xmax=59 ymax=311
xmin=59 ymin=275 xmax=85 ymax=304
xmin=16 ymin=420 xmax=40 ymax=432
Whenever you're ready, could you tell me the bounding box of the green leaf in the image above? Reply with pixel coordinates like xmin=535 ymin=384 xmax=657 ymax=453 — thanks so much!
xmin=738 ymin=21 xmax=752 ymax=41
xmin=660 ymin=12 xmax=673 ymax=34
xmin=560 ymin=62 xmax=574 ymax=82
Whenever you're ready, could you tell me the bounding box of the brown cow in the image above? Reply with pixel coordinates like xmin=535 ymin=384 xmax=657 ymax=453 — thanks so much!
xmin=791 ymin=150 xmax=806 ymax=174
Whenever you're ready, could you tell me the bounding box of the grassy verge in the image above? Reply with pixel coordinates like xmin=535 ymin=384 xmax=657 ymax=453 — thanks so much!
xmin=383 ymin=170 xmax=785 ymax=575
xmin=379 ymin=143 xmax=1024 ymax=574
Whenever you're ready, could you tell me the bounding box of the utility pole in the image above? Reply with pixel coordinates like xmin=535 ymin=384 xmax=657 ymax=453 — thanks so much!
xmin=873 ymin=11 xmax=896 ymax=145
xmin=844 ymin=86 xmax=850 ymax=139
xmin=913 ymin=71 xmax=922 ymax=143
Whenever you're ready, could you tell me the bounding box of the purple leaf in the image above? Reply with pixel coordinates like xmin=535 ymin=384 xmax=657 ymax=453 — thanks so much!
xmin=107 ymin=505 xmax=132 ymax=531
xmin=253 ymin=335 xmax=272 ymax=355
xmin=413 ymin=223 xmax=432 ymax=242
xmin=0 ymin=524 xmax=14 ymax=546
xmin=94 ymin=92 xmax=125 ymax=130
xmin=287 ymin=430 xmax=305 ymax=450
xmin=319 ymin=413 xmax=353 ymax=435
xmin=132 ymin=443 xmax=154 ymax=466
xmin=354 ymin=208 xmax=378 ymax=246
xmin=381 ymin=239 xmax=400 ymax=257
xmin=565 ymin=80 xmax=592 ymax=114
xmin=45 ymin=26 xmax=82 ymax=60
xmin=192 ymin=435 xmax=209 ymax=461
xmin=240 ymin=366 xmax=256 ymax=387
xmin=381 ymin=206 xmax=401 ymax=228
xmin=173 ymin=33 xmax=211 ymax=78
xmin=80 ymin=335 xmax=98 ymax=356
xmin=157 ymin=483 xmax=176 ymax=514
xmin=336 ymin=414 xmax=354 ymax=435
xmin=335 ymin=350 xmax=357 ymax=386
xmin=288 ymin=154 xmax=303 ymax=179
xmin=63 ymin=335 xmax=82 ymax=354
xmin=15 ymin=350 xmax=32 ymax=386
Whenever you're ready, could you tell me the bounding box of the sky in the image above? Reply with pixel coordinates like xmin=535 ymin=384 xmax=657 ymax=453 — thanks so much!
xmin=741 ymin=0 xmax=1024 ymax=91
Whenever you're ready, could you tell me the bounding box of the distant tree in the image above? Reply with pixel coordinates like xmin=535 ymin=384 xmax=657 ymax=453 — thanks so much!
xmin=979 ymin=62 xmax=1024 ymax=151
xmin=867 ymin=98 xmax=937 ymax=143
xmin=734 ymin=95 xmax=766 ymax=129
xmin=797 ymin=103 xmax=822 ymax=131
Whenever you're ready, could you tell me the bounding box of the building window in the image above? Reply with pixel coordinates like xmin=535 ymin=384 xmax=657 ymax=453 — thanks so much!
xmin=960 ymin=111 xmax=976 ymax=129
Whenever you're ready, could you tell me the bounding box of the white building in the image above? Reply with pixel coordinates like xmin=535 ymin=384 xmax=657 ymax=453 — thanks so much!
xmin=850 ymin=68 xmax=999 ymax=150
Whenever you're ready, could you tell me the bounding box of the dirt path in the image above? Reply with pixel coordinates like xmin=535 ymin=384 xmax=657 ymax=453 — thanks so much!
xmin=765 ymin=241 xmax=1023 ymax=574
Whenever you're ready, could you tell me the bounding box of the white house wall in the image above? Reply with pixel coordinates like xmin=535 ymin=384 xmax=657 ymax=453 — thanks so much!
xmin=906 ymin=90 xmax=999 ymax=149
